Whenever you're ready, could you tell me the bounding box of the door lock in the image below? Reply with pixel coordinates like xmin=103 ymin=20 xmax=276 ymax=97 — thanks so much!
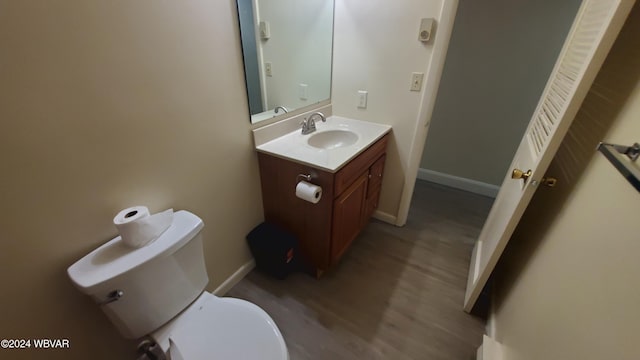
xmin=541 ymin=177 xmax=557 ymax=187
xmin=531 ymin=176 xmax=558 ymax=187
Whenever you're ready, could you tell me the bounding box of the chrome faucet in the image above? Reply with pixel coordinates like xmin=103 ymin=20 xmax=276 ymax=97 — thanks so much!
xmin=274 ymin=106 xmax=289 ymax=114
xmin=301 ymin=112 xmax=326 ymax=135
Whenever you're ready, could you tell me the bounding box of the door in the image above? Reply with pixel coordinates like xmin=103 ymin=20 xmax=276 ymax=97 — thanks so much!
xmin=464 ymin=0 xmax=635 ymax=312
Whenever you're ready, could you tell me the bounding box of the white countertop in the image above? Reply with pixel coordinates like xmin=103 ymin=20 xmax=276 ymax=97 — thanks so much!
xmin=254 ymin=116 xmax=391 ymax=172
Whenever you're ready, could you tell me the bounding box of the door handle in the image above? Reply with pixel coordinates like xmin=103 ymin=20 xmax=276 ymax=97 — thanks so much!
xmin=511 ymin=168 xmax=532 ymax=183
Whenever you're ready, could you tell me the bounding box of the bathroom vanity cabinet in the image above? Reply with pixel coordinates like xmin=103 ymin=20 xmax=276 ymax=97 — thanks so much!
xmin=257 ymin=134 xmax=388 ymax=275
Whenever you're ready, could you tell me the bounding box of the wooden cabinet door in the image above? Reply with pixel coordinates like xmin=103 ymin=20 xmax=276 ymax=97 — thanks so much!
xmin=367 ymin=155 xmax=385 ymax=197
xmin=331 ymin=172 xmax=368 ymax=263
xmin=363 ymin=155 xmax=385 ymax=222
xmin=363 ymin=188 xmax=380 ymax=223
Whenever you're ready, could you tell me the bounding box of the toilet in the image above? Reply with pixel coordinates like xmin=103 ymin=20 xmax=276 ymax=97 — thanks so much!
xmin=67 ymin=210 xmax=288 ymax=359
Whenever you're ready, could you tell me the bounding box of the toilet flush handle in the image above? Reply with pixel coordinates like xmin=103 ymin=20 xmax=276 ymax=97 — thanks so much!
xmin=99 ymin=290 xmax=124 ymax=306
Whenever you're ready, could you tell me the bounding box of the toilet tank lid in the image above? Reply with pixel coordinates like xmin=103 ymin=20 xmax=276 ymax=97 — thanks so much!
xmin=67 ymin=210 xmax=204 ymax=293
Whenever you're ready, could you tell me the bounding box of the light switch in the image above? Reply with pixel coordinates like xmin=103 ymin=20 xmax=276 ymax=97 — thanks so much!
xmin=410 ymin=72 xmax=424 ymax=92
xmin=265 ymin=62 xmax=272 ymax=77
xmin=358 ymin=90 xmax=368 ymax=109
xmin=299 ymin=83 xmax=308 ymax=100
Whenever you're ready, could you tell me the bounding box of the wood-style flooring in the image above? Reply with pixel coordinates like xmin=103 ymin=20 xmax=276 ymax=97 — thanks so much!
xmin=227 ymin=180 xmax=494 ymax=360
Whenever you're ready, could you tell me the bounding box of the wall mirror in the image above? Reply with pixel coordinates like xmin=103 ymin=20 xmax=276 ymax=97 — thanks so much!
xmin=236 ymin=0 xmax=335 ymax=124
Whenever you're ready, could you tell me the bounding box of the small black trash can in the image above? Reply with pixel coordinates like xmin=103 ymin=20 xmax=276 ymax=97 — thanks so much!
xmin=246 ymin=222 xmax=301 ymax=279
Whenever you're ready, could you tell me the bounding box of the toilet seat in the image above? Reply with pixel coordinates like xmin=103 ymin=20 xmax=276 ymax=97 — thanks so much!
xmin=152 ymin=292 xmax=288 ymax=360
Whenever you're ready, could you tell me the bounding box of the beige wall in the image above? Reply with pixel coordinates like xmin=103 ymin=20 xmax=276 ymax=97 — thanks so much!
xmin=0 ymin=1 xmax=263 ymax=359
xmin=492 ymin=5 xmax=640 ymax=359
xmin=331 ymin=0 xmax=448 ymax=219
xmin=420 ymin=0 xmax=581 ymax=186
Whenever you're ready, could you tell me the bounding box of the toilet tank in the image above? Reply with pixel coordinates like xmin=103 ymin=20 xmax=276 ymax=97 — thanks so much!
xmin=67 ymin=210 xmax=209 ymax=339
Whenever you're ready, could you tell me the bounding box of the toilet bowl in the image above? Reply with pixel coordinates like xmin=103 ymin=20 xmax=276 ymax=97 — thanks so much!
xmin=67 ymin=210 xmax=288 ymax=359
xmin=153 ymin=292 xmax=288 ymax=359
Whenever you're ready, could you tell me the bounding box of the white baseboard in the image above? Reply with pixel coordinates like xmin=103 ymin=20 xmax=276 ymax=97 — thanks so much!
xmin=372 ymin=210 xmax=397 ymax=225
xmin=213 ymin=259 xmax=255 ymax=296
xmin=480 ymin=285 xmax=501 ymax=360
xmin=486 ymin=283 xmax=497 ymax=338
xmin=477 ymin=335 xmax=504 ymax=360
xmin=417 ymin=168 xmax=499 ymax=198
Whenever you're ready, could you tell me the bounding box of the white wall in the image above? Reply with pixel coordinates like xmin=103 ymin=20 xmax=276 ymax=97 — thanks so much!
xmin=257 ymin=0 xmax=333 ymax=111
xmin=332 ymin=0 xmax=449 ymax=220
xmin=420 ymin=0 xmax=581 ymax=187
xmin=0 ymin=1 xmax=262 ymax=358
xmin=492 ymin=5 xmax=640 ymax=358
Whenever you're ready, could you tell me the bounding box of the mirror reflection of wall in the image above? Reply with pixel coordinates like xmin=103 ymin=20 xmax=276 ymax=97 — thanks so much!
xmin=237 ymin=0 xmax=334 ymax=123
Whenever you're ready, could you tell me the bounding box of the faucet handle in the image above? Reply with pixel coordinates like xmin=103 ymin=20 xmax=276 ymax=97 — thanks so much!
xmin=301 ymin=115 xmax=317 ymax=135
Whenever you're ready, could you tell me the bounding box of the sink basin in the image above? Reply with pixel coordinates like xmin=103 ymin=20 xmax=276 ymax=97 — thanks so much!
xmin=307 ymin=130 xmax=359 ymax=150
xmin=254 ymin=115 xmax=391 ymax=171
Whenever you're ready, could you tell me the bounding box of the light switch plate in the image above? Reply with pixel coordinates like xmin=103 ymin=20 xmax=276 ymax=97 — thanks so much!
xmin=358 ymin=90 xmax=368 ymax=109
xmin=265 ymin=62 xmax=272 ymax=77
xmin=299 ymin=83 xmax=308 ymax=100
xmin=411 ymin=72 xmax=424 ymax=92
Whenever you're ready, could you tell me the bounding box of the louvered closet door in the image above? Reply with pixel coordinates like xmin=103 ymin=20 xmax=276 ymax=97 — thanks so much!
xmin=463 ymin=0 xmax=635 ymax=312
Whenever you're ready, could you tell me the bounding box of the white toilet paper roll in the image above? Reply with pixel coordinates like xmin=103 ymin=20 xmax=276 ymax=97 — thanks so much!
xmin=113 ymin=206 xmax=174 ymax=248
xmin=295 ymin=181 xmax=322 ymax=204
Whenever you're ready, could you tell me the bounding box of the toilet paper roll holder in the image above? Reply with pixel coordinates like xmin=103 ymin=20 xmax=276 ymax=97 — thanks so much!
xmin=296 ymin=174 xmax=312 ymax=182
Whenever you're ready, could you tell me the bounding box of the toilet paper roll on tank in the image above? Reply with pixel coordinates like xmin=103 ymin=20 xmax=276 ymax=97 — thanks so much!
xmin=113 ymin=206 xmax=174 ymax=248
xmin=295 ymin=181 xmax=322 ymax=204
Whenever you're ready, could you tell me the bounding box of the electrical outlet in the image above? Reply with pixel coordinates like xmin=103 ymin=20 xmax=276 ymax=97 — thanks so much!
xmin=265 ymin=62 xmax=272 ymax=77
xmin=358 ymin=90 xmax=368 ymax=109
xmin=411 ymin=72 xmax=424 ymax=92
